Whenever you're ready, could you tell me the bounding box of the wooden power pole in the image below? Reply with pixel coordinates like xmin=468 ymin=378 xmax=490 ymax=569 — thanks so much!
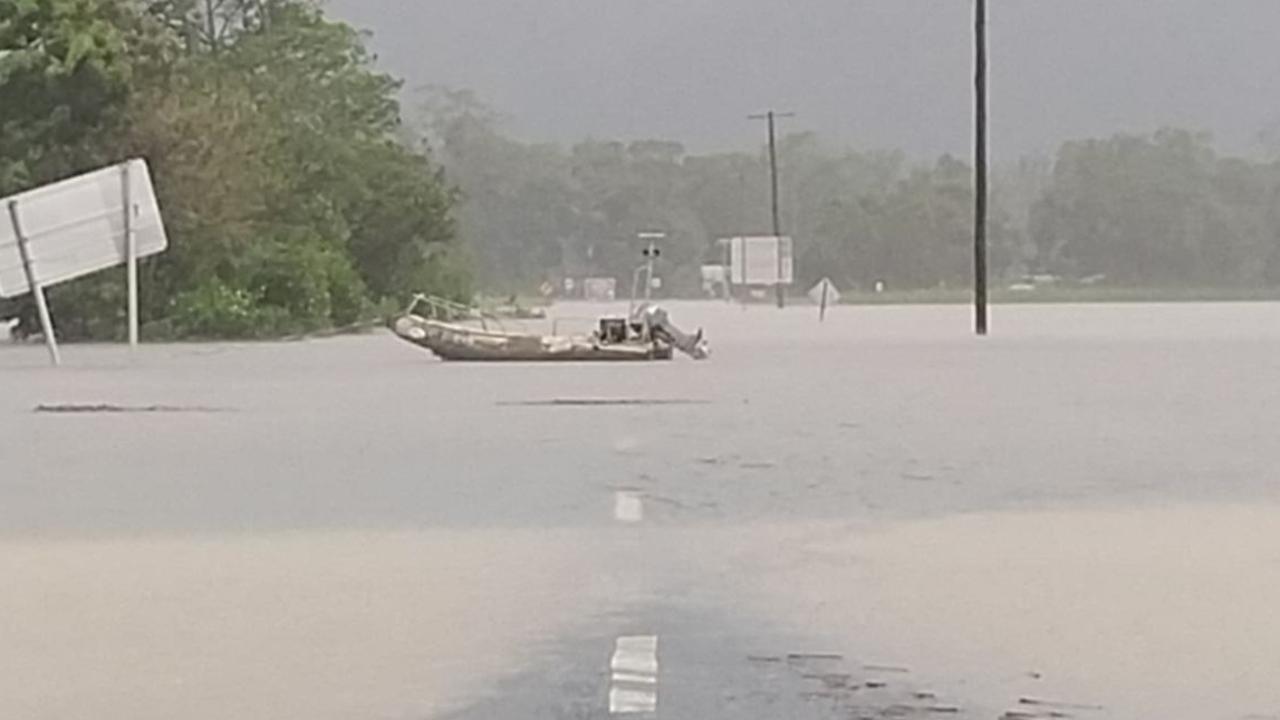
xmin=974 ymin=0 xmax=989 ymax=335
xmin=749 ymin=110 xmax=795 ymax=308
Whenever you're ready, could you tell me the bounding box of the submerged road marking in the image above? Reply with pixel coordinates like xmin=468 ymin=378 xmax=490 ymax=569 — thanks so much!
xmin=609 ymin=687 xmax=657 ymax=714
xmin=610 ymin=671 xmax=657 ymax=685
xmin=611 ymin=635 xmax=658 ymax=674
xmin=614 ymin=492 xmax=644 ymax=523
xmin=609 ymin=635 xmax=658 ymax=714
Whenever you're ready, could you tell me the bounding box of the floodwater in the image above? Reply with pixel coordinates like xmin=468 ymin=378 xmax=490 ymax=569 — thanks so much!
xmin=2 ymin=301 xmax=1279 ymax=719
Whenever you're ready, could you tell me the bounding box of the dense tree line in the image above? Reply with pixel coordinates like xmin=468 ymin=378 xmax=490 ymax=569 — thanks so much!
xmin=1 ymin=0 xmax=466 ymax=339
xmin=421 ymin=90 xmax=1280 ymax=297
xmin=417 ymin=88 xmax=1013 ymax=296
xmin=7 ymin=1 xmax=1278 ymax=342
xmin=1031 ymin=129 xmax=1280 ymax=287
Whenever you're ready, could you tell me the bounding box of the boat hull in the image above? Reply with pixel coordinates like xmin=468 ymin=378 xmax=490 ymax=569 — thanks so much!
xmin=392 ymin=317 xmax=673 ymax=362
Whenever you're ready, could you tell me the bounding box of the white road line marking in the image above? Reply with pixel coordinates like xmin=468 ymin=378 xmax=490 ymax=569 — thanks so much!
xmin=609 ymin=686 xmax=657 ymax=714
xmin=611 ymin=671 xmax=657 ymax=685
xmin=609 ymin=635 xmax=658 ymax=714
xmin=613 ymin=491 xmax=644 ymax=523
xmin=611 ymin=635 xmax=658 ymax=673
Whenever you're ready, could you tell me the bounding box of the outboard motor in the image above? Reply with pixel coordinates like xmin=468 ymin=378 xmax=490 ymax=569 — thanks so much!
xmin=631 ymin=304 xmax=710 ymax=359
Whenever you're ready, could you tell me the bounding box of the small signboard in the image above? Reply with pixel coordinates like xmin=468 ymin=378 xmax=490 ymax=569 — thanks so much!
xmin=727 ymin=236 xmax=793 ymax=286
xmin=809 ymin=278 xmax=840 ymax=322
xmin=583 ymin=276 xmax=617 ymax=301
xmin=808 ymin=278 xmax=841 ymax=305
xmin=700 ymin=264 xmax=729 ymax=298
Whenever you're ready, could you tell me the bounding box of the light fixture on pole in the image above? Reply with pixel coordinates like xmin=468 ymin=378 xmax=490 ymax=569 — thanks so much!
xmin=631 ymin=231 xmax=666 ymax=311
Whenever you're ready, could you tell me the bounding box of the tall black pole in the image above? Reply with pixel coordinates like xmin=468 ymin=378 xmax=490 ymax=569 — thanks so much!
xmin=750 ymin=109 xmax=794 ymax=308
xmin=973 ymin=0 xmax=989 ymax=335
xmin=766 ymin=112 xmax=785 ymax=308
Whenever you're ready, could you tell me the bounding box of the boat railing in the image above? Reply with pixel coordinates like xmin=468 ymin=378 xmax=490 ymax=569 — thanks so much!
xmin=405 ymin=294 xmax=505 ymax=332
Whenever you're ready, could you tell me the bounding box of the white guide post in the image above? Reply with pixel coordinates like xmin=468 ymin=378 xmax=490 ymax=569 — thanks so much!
xmin=122 ymin=162 xmax=138 ymax=348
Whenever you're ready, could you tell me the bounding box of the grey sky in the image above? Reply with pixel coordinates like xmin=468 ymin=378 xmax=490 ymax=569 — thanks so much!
xmin=327 ymin=1 xmax=1280 ymax=160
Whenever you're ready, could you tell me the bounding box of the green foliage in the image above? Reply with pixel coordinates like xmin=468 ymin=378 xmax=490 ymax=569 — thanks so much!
xmin=0 ymin=0 xmax=465 ymax=339
xmin=418 ymin=88 xmax=1280 ymax=296
xmin=1 ymin=0 xmax=149 ymax=189
xmin=168 ymin=279 xmax=263 ymax=339
xmin=417 ymin=90 xmax=1014 ymax=295
xmin=162 ymin=236 xmax=369 ymax=338
xmin=1031 ymin=129 xmax=1280 ymax=286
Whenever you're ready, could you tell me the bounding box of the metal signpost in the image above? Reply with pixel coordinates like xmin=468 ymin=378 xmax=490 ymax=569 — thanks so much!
xmin=808 ymin=278 xmax=840 ymax=322
xmin=0 ymin=159 xmax=168 ymax=365
xmin=122 ymin=162 xmax=139 ymax=348
xmin=6 ymin=200 xmax=59 ymax=365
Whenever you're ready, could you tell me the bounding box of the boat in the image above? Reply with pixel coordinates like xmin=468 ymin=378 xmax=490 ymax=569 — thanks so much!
xmin=392 ymin=294 xmax=709 ymax=362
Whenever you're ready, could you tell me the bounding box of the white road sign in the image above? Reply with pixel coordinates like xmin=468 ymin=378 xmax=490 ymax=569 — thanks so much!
xmin=808 ymin=278 xmax=841 ymax=305
xmin=727 ymin=236 xmax=793 ymax=286
xmin=1 ymin=159 xmax=168 ymax=365
xmin=0 ymin=159 xmax=167 ymax=298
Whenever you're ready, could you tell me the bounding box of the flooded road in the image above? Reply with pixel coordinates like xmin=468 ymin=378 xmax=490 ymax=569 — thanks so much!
xmin=2 ymin=302 xmax=1279 ymax=718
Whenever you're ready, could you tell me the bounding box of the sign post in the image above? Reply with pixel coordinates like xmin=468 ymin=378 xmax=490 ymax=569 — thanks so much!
xmin=6 ymin=200 xmax=60 ymax=365
xmin=808 ymin=278 xmax=840 ymax=323
xmin=122 ymin=162 xmax=138 ymax=349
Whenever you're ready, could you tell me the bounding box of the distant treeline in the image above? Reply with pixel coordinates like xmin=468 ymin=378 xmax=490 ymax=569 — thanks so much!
xmin=1 ymin=0 xmax=466 ymax=340
xmin=422 ymin=89 xmax=1280 ymax=297
xmin=6 ymin=2 xmax=1279 ymax=344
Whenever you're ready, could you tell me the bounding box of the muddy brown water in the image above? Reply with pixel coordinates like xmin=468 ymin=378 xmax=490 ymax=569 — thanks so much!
xmin=2 ymin=301 xmax=1278 ymax=718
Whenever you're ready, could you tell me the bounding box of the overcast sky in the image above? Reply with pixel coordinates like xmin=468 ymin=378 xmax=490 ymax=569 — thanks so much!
xmin=327 ymin=1 xmax=1280 ymax=160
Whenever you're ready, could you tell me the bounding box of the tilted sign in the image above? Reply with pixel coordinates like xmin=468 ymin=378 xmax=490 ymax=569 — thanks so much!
xmin=1 ymin=159 xmax=167 ymax=365
xmin=727 ymin=236 xmax=794 ymax=286
xmin=808 ymin=278 xmax=841 ymax=305
xmin=0 ymin=159 xmax=167 ymax=298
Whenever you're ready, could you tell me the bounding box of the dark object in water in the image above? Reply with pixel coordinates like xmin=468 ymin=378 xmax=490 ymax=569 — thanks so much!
xmin=498 ymin=398 xmax=710 ymax=407
xmin=1019 ymin=697 xmax=1104 ymax=711
xmin=786 ymin=652 xmax=845 ymax=661
xmin=34 ymin=404 xmax=224 ymax=414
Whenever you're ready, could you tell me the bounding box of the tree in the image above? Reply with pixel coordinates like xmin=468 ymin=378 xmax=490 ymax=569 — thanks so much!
xmin=1 ymin=0 xmax=465 ymax=339
xmin=415 ymin=90 xmax=1025 ymax=296
xmin=1030 ymin=128 xmax=1280 ymax=286
xmin=0 ymin=0 xmax=172 ymax=192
